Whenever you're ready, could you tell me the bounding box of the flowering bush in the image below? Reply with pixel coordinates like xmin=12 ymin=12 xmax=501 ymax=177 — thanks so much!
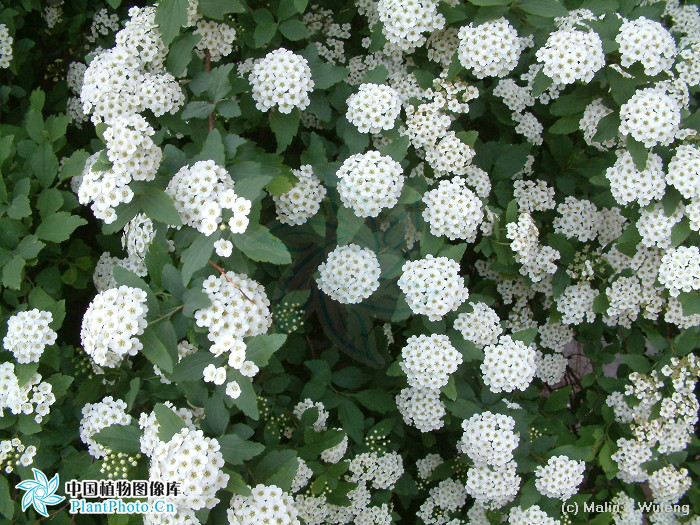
xmin=0 ymin=0 xmax=700 ymax=524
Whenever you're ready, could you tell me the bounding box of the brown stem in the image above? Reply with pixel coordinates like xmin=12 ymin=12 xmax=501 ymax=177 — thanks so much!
xmin=207 ymin=260 xmax=254 ymax=302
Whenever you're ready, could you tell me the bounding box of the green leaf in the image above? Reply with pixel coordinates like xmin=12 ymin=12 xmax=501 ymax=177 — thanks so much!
xmin=511 ymin=327 xmax=538 ymax=346
xmin=678 ymin=292 xmax=700 ymax=317
xmin=181 ymin=233 xmax=217 ymax=284
xmin=441 ymin=377 xmax=458 ymax=401
xmin=231 ymin=223 xmax=291 ymax=264
xmin=670 ymin=218 xmax=691 ymax=247
xmin=270 ymin=109 xmax=300 ymax=153
xmin=199 ymin=0 xmax=244 ymax=18
xmin=25 ymin=108 xmax=43 ymax=143
xmin=380 ymin=136 xmax=410 ymax=161
xmin=246 ymin=334 xmax=287 ymax=367
xmin=7 ymin=195 xmax=31 ymax=219
xmin=16 ymin=235 xmax=44 ymax=259
xmin=205 ymin=391 xmax=229 ymax=435
xmin=593 ymin=112 xmax=620 ymax=144
xmin=30 ymin=89 xmax=45 ymax=111
xmin=209 ymin=64 xmax=234 ymax=102
xmin=354 ymin=389 xmax=395 ymax=414
xmin=133 ymin=183 xmax=183 ymax=226
xmin=254 ymin=19 xmax=278 ymax=48
xmin=279 ymin=19 xmax=308 ymax=40
xmin=626 ymin=135 xmax=649 ymax=172
xmin=219 ymin=434 xmax=265 ymax=464
xmin=254 ymin=450 xmax=298 ymax=491
xmin=231 ymin=373 xmax=259 ymax=419
xmin=217 ymin=99 xmax=241 ymax=118
xmin=618 ymin=354 xmax=651 ymax=373
xmin=549 ymin=115 xmax=581 ymax=135
xmin=92 ymin=424 xmax=142 ymax=454
xmin=517 ymin=0 xmax=569 ymax=16
xmin=468 ymin=0 xmax=511 ymax=5
xmin=543 ymin=386 xmax=572 ymax=411
xmin=182 ymin=101 xmax=215 ymax=119
xmin=31 ymin=141 xmax=58 ymax=187
xmin=155 ymin=0 xmax=188 ymax=46
xmin=225 ymin=469 xmax=253 ymax=496
xmin=154 ymin=403 xmax=187 ymax=442
xmin=0 ymin=475 xmax=14 ymax=519
xmin=35 ymin=212 xmax=87 ymax=242
xmin=140 ymin=326 xmax=177 ymax=375
xmin=337 ymin=206 xmax=364 ymax=245
xmin=167 ymin=33 xmax=202 ymax=76
xmin=198 ymin=129 xmax=226 ymax=165
xmin=338 ymin=399 xmax=364 ymax=443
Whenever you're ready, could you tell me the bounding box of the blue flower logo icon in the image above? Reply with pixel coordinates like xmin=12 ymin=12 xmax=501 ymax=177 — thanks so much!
xmin=16 ymin=469 xmax=65 ymax=517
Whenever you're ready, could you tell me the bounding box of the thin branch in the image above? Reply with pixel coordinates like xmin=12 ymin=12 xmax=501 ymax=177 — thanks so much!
xmin=208 ymin=260 xmax=254 ymax=302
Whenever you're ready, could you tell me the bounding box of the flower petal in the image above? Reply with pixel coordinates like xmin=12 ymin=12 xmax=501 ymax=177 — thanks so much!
xmin=16 ymin=480 xmax=39 ymax=491
xmin=32 ymin=468 xmax=49 ymax=488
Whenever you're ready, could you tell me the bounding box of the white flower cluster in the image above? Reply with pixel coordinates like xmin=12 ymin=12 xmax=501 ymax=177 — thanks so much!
xmin=87 ymin=8 xmax=120 ymax=43
xmin=293 ymin=398 xmax=329 ymax=432
xmin=43 ymin=2 xmax=63 ymax=28
xmin=512 ymin=111 xmax=544 ymax=145
xmin=273 ymin=165 xmax=326 ymax=225
xmin=648 ymin=466 xmax=691 ymax=504
xmin=557 ymin=282 xmax=598 ymax=325
xmin=454 ymin=302 xmax=502 ymax=349
xmin=617 ymin=17 xmax=677 ymax=76
xmin=347 ymin=83 xmax=401 ymax=133
xmin=0 ymin=24 xmax=12 ymax=69
xmin=535 ymin=352 xmax=568 ymax=385
xmin=424 ymin=132 xmax=475 ymax=178
xmin=536 ymin=29 xmax=604 ymax=84
xmin=619 ymin=87 xmax=681 ymax=148
xmin=417 ymin=478 xmax=467 ymax=525
xmin=396 ymin=386 xmax=446 ymax=432
xmin=509 ymin=505 xmax=561 ymax=525
xmin=78 ymin=118 xmax=162 ymax=223
xmin=604 ymin=276 xmax=643 ymax=328
xmin=321 ymin=433 xmax=348 ymax=463
xmin=507 ymin=212 xmax=560 ymax=283
xmin=336 ymin=150 xmax=404 ymax=217
xmin=122 ymin=213 xmax=154 ymax=259
xmin=138 ymin=402 xmax=197 ymax=457
xmin=535 ymin=455 xmax=585 ymax=500
xmin=196 ymin=272 xmax=271 ymax=361
xmin=398 ymin=256 xmax=468 ymax=321
xmin=348 ymin=451 xmax=404 ymax=490
xmin=3 ymin=309 xmax=57 ymax=364
xmin=417 ymin=454 xmax=443 ymax=480
xmin=458 ymin=18 xmax=522 ymax=78
xmin=81 ymin=7 xmax=183 ymax=122
xmin=0 ymin=363 xmax=55 ymax=423
xmin=405 ymin=100 xmax=451 ymax=149
xmin=606 ymin=150 xmax=666 ymax=206
xmin=459 ymin=412 xmax=519 ymax=467
xmin=316 ymin=244 xmax=381 ymax=304
xmin=554 ymin=196 xmax=599 ymax=242
xmin=481 ymin=335 xmax=537 ymax=393
xmin=166 ymin=160 xmax=251 ymax=235
xmin=580 ymin=99 xmax=616 ymax=150
xmin=493 ymin=79 xmax=534 ymax=113
xmin=666 ymin=144 xmax=700 ymax=199
xmin=539 ymin=320 xmax=573 ymax=352
xmin=377 ymin=0 xmax=445 ymax=52
xmin=513 ymin=179 xmax=556 ymax=213
xmin=194 ymin=20 xmax=237 ymax=62
xmin=79 ymin=396 xmax=132 ymax=458
xmin=0 ymin=439 xmax=37 ymax=472
xmin=400 ymin=334 xmax=461 ymax=389
xmin=422 ymin=176 xmax=483 ymax=241
xmin=465 ymin=462 xmax=520 ymax=509
xmin=80 ymin=286 xmax=148 ymax=368
xmin=637 ymin=204 xmax=683 ymax=249
xmin=658 ymin=246 xmax=700 ymax=297
xmin=250 ymin=49 xmax=314 ymax=113
xmin=150 ymin=427 xmax=228 ymax=511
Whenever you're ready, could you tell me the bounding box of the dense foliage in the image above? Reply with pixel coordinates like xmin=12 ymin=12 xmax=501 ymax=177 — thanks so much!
xmin=0 ymin=0 xmax=699 ymax=524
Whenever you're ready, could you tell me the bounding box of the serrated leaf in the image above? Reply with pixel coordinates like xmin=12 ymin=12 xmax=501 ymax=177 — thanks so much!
xmin=270 ymin=109 xmax=300 ymax=153
xmin=678 ymin=292 xmax=700 ymax=316
xmin=626 ymin=135 xmax=649 ymax=172
xmin=231 ymin=224 xmax=291 ymax=264
xmin=35 ymin=212 xmax=87 ymax=242
xmin=209 ymin=64 xmax=234 ymax=102
xmin=246 ymin=334 xmax=287 ymax=367
xmin=354 ymin=389 xmax=395 ymax=414
xmin=517 ymin=0 xmax=569 ymax=16
xmin=155 ymin=0 xmax=188 ymax=46
xmin=154 ymin=403 xmax=187 ymax=442
xmin=199 ymin=0 xmax=244 ymax=18
xmin=92 ymin=424 xmax=142 ymax=454
xmin=31 ymin=141 xmax=58 ymax=187
xmin=181 ymin=233 xmax=217 ymax=284
xmin=140 ymin=326 xmax=176 ymax=375
xmin=182 ymin=101 xmax=215 ymax=119
xmin=198 ymin=129 xmax=226 ymax=165
xmin=279 ymin=19 xmax=308 ymax=40
xmin=167 ymin=33 xmax=201 ymax=76
xmin=132 ymin=183 xmax=183 ymax=226
xmin=219 ymin=434 xmax=265 ymax=464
